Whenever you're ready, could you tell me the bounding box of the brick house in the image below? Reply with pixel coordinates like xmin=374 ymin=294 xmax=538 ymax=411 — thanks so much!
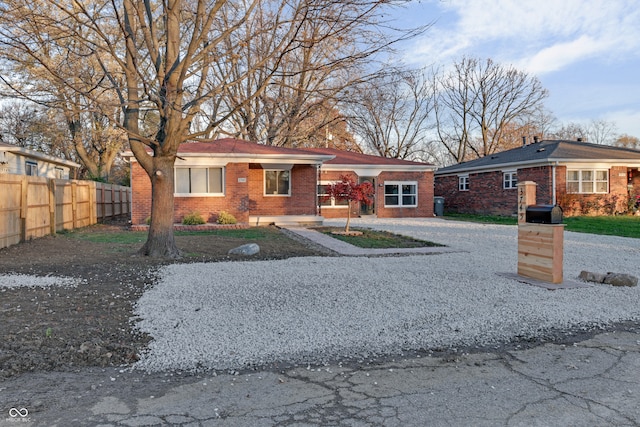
xmin=125 ymin=139 xmax=436 ymax=226
xmin=434 ymin=139 xmax=640 ymax=216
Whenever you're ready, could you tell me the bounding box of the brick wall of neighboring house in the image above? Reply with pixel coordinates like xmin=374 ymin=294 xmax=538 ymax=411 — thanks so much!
xmin=558 ymin=165 xmax=630 ymax=215
xmin=434 ymin=170 xmax=522 ymax=215
xmin=318 ymin=170 xmax=434 ymax=219
xmin=247 ymin=164 xmax=318 ymax=216
xmin=435 ymin=164 xmax=634 ymax=217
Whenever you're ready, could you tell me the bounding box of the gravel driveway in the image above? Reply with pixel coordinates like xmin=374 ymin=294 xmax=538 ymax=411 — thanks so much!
xmin=132 ymin=218 xmax=640 ymax=373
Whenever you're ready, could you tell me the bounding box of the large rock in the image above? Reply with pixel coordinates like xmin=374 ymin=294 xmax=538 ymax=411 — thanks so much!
xmin=603 ymin=272 xmax=638 ymax=287
xmin=228 ymin=243 xmax=260 ymax=256
xmin=579 ymin=270 xmax=638 ymax=287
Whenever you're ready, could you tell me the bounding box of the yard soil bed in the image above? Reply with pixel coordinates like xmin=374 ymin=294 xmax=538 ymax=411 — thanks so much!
xmin=0 ymin=219 xmax=328 ymax=379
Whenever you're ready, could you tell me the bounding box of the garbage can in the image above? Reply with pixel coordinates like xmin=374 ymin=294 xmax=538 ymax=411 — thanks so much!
xmin=434 ymin=196 xmax=445 ymax=216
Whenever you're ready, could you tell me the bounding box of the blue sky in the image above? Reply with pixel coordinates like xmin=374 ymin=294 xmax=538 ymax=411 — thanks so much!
xmin=393 ymin=0 xmax=640 ymax=138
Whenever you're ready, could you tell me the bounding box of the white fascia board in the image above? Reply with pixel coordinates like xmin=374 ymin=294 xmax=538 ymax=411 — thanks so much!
xmin=125 ymin=151 xmax=334 ymax=165
xmin=10 ymin=146 xmax=81 ymax=168
xmin=436 ymin=158 xmax=640 ymax=177
xmin=321 ymin=164 xmax=436 ymax=173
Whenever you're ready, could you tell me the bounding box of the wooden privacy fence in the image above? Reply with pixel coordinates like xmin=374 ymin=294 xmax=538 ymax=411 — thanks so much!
xmin=0 ymin=174 xmax=131 ymax=249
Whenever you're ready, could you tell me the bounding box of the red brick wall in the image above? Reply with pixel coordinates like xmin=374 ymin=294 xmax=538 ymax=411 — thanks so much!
xmin=318 ymin=170 xmax=434 ymax=218
xmin=130 ymin=161 xmax=151 ymax=225
xmin=558 ymin=165 xmax=630 ymax=215
xmin=434 ymin=170 xmax=523 ymax=215
xmin=247 ymin=164 xmax=318 ymax=216
xmin=435 ymin=165 xmax=633 ymax=216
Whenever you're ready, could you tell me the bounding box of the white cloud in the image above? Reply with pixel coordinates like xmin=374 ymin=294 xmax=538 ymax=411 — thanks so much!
xmin=406 ymin=0 xmax=640 ymax=73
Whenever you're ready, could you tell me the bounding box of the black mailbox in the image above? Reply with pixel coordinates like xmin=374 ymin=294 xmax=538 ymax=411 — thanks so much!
xmin=525 ymin=205 xmax=563 ymax=224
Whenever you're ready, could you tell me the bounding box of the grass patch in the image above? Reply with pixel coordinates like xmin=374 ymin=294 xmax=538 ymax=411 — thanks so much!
xmin=314 ymin=227 xmax=443 ymax=248
xmin=563 ymin=216 xmax=640 ymax=238
xmin=443 ymin=213 xmax=640 ymax=238
xmin=175 ymin=228 xmax=269 ymax=239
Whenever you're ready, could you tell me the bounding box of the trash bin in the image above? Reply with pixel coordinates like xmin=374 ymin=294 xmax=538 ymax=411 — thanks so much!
xmin=434 ymin=196 xmax=445 ymax=216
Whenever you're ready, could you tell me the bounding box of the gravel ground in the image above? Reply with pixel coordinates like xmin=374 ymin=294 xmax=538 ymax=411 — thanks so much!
xmin=132 ymin=218 xmax=640 ymax=373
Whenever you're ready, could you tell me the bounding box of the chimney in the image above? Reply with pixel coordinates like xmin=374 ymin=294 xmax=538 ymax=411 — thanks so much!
xmin=522 ymin=136 xmax=527 ymax=147
xmin=533 ymin=136 xmax=539 ymax=143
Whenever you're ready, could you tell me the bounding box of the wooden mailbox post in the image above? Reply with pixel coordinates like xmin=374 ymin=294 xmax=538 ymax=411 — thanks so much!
xmin=517 ymin=181 xmax=565 ymax=284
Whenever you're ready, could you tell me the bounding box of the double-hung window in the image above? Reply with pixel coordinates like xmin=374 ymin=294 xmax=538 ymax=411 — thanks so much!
xmin=318 ymin=181 xmax=349 ymax=207
xmin=503 ymin=171 xmax=517 ymax=189
xmin=175 ymin=167 xmax=224 ymax=195
xmin=458 ymin=175 xmax=469 ymax=191
xmin=25 ymin=161 xmax=38 ymax=176
xmin=265 ymin=170 xmax=290 ymax=196
xmin=384 ymin=181 xmax=417 ymax=207
xmin=567 ymin=169 xmax=608 ymax=194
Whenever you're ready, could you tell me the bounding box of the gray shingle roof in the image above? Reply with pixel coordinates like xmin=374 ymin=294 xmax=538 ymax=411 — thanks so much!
xmin=435 ymin=140 xmax=640 ymax=175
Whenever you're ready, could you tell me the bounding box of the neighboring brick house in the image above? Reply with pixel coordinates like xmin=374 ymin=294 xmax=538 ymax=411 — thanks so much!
xmin=434 ymin=139 xmax=640 ymax=216
xmin=0 ymin=141 xmax=79 ymax=179
xmin=125 ymin=138 xmax=436 ymax=226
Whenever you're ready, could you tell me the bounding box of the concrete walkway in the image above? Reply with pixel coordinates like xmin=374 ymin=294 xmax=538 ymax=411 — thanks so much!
xmin=285 ymin=226 xmax=461 ymax=256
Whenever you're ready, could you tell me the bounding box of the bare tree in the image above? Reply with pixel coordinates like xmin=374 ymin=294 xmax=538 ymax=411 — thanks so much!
xmin=434 ymin=57 xmax=548 ymax=162
xmin=0 ymin=0 xmax=420 ymax=257
xmin=348 ymin=68 xmax=434 ymax=160
xmin=614 ymin=134 xmax=640 ymax=150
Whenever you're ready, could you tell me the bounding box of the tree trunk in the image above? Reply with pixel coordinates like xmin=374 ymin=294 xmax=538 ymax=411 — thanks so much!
xmin=138 ymin=155 xmax=181 ymax=258
xmin=345 ymin=200 xmax=352 ymax=233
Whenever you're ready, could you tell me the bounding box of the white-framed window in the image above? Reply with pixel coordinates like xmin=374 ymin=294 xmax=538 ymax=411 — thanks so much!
xmin=567 ymin=169 xmax=608 ymax=194
xmin=175 ymin=167 xmax=224 ymax=195
xmin=503 ymin=171 xmax=517 ymax=189
xmin=25 ymin=161 xmax=38 ymax=176
xmin=265 ymin=170 xmax=290 ymax=196
xmin=458 ymin=175 xmax=469 ymax=191
xmin=384 ymin=181 xmax=417 ymax=207
xmin=317 ymin=181 xmax=350 ymax=208
xmin=55 ymin=167 xmax=65 ymax=179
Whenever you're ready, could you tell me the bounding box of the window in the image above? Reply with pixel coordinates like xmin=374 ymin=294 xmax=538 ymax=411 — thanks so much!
xmin=25 ymin=161 xmax=37 ymax=176
xmin=567 ymin=169 xmax=608 ymax=194
xmin=503 ymin=171 xmax=517 ymax=189
xmin=384 ymin=182 xmax=417 ymax=207
xmin=55 ymin=167 xmax=65 ymax=179
xmin=175 ymin=167 xmax=224 ymax=195
xmin=317 ymin=181 xmax=349 ymax=207
xmin=265 ymin=170 xmax=290 ymax=195
xmin=458 ymin=175 xmax=469 ymax=191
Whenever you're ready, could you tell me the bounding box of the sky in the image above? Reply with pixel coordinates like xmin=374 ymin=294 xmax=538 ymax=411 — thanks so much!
xmin=392 ymin=0 xmax=640 ymax=139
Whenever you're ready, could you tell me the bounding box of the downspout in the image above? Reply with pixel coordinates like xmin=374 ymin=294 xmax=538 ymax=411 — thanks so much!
xmin=316 ymin=164 xmax=321 ymax=217
xmin=552 ymin=162 xmax=558 ymax=205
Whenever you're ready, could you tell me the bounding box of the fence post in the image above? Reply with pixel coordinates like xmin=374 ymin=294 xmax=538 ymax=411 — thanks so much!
xmin=48 ymin=179 xmax=57 ymax=235
xmin=71 ymin=181 xmax=78 ymax=229
xmin=20 ymin=176 xmax=28 ymax=242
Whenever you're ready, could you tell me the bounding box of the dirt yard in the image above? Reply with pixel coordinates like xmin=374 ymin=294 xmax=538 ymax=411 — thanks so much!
xmin=0 ymin=220 xmax=329 ymax=379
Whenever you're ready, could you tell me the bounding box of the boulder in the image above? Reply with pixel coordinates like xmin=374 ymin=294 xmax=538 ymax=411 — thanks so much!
xmin=579 ymin=270 xmax=638 ymax=287
xmin=578 ymin=271 xmax=607 ymax=283
xmin=603 ymin=272 xmax=638 ymax=287
xmin=228 ymin=243 xmax=260 ymax=256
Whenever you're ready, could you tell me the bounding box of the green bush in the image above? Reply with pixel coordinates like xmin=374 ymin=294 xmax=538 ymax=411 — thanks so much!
xmin=182 ymin=211 xmax=206 ymax=225
xmin=216 ymin=210 xmax=237 ymax=225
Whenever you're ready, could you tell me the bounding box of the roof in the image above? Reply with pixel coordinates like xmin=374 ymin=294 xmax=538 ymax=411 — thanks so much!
xmin=300 ymin=147 xmax=435 ymax=169
xmin=123 ymin=138 xmax=436 ymax=170
xmin=435 ymin=139 xmax=640 ymax=175
xmin=0 ymin=141 xmax=81 ymax=168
